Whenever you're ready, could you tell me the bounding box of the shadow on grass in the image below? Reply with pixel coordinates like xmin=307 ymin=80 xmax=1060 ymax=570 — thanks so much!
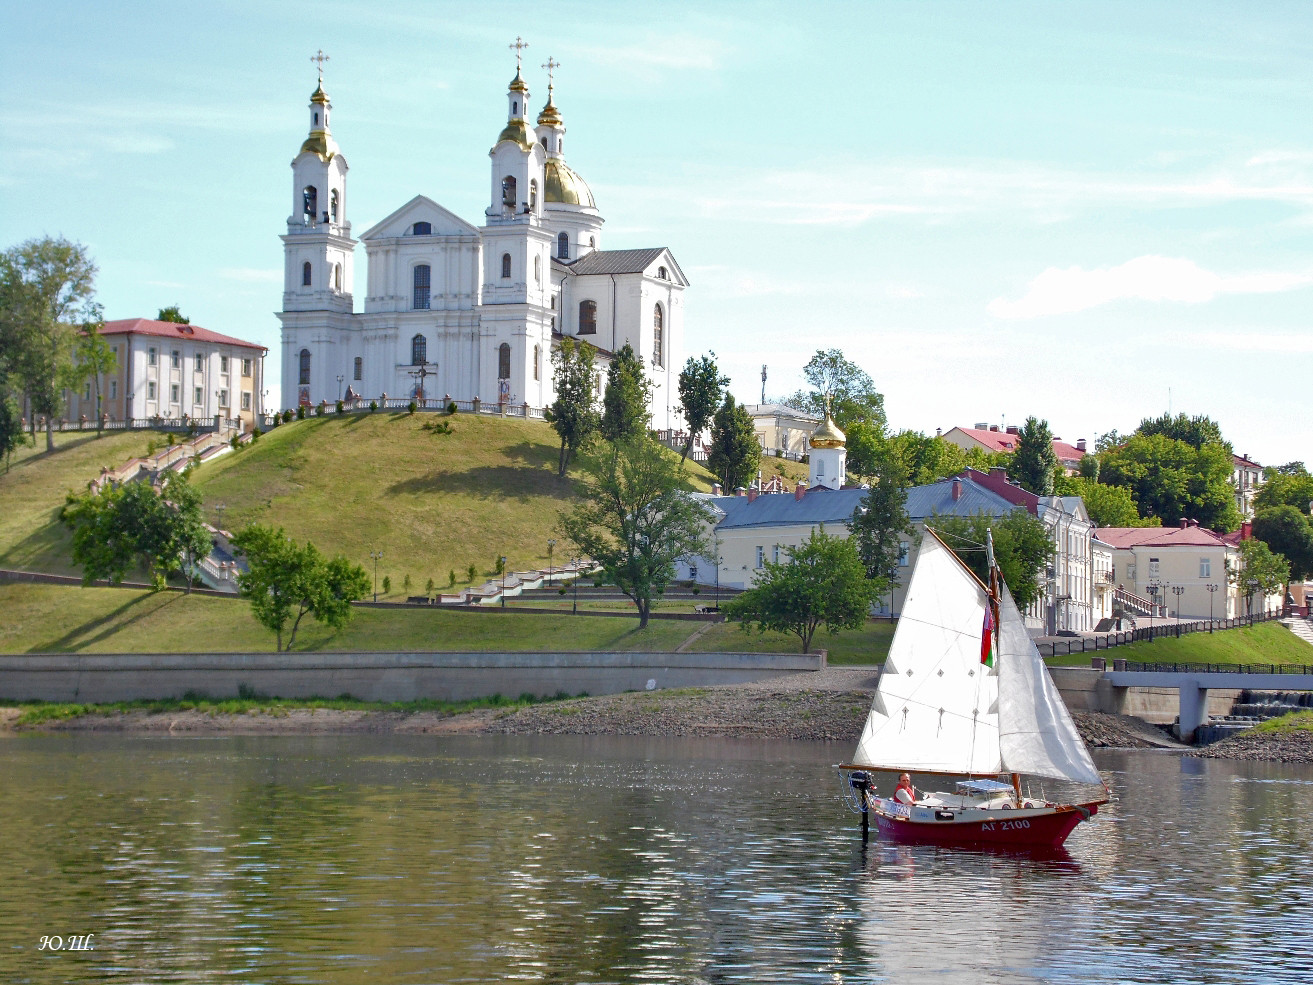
xmin=26 ymin=591 xmax=161 ymax=653
xmin=387 ymin=464 xmax=574 ymax=501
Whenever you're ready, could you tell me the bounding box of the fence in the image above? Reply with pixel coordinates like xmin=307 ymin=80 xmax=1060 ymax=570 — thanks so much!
xmin=321 ymin=396 xmax=547 ymax=420
xmin=1035 ymin=608 xmax=1282 ymax=657
xmin=29 ymin=415 xmax=242 ymax=434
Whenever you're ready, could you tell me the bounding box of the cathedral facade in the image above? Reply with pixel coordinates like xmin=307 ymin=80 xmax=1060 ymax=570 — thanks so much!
xmin=278 ymin=58 xmax=689 ymax=429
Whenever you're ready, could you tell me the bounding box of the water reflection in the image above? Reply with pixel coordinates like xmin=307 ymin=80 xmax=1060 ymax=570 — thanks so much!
xmin=0 ymin=736 xmax=1310 ymax=983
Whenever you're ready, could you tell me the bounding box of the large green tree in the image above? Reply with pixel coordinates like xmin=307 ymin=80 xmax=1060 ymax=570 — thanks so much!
xmin=157 ymin=305 xmax=189 ymax=324
xmin=706 ymin=393 xmax=760 ymax=492
xmin=884 ymin=430 xmax=970 ymax=486
xmin=1230 ymin=538 xmax=1289 ymax=616
xmin=544 ymin=336 xmax=599 ymax=477
xmin=0 ymin=237 xmax=98 ymax=451
xmin=560 ymin=436 xmax=712 ymax=628
xmin=788 ymin=347 xmax=887 ymax=473
xmin=0 ymin=388 xmax=26 ymax=471
xmin=1254 ymin=466 xmax=1313 ymax=514
xmin=1136 ymin=412 xmax=1229 ymax=451
xmin=1055 ymin=476 xmax=1157 ymax=528
xmin=71 ymin=304 xmax=117 ymax=434
xmin=927 ymin=510 xmax=1054 ymax=609
xmin=723 ymin=526 xmax=880 ymax=653
xmin=1006 ymin=416 xmax=1059 ymax=496
xmin=231 ymin=524 xmax=370 ymax=650
xmin=850 ymin=454 xmax=914 ymax=594
xmin=675 ymin=352 xmax=727 ymax=463
xmin=1099 ymin=432 xmax=1240 ymax=531
xmin=600 ymin=342 xmax=651 ymax=444
xmin=1251 ymin=506 xmax=1313 ymax=585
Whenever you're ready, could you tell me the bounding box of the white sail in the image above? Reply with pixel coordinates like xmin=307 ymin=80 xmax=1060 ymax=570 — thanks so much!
xmin=851 ymin=532 xmax=1102 ymax=786
xmin=995 ymin=587 xmax=1102 ymax=785
xmin=852 ymin=535 xmax=1001 ymax=774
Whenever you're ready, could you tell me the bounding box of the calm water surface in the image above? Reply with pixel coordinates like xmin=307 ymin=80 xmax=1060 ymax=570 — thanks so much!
xmin=1 ymin=734 xmax=1311 ymax=984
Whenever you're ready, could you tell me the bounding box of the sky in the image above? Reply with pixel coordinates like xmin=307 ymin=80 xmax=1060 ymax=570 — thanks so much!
xmin=2 ymin=1 xmax=1310 ymax=466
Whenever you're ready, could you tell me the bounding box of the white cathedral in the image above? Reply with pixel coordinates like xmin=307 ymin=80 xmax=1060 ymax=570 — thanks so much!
xmin=278 ymin=54 xmax=689 ymax=430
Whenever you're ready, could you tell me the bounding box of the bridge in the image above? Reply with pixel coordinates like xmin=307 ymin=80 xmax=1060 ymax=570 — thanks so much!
xmin=1104 ymin=667 xmax=1313 ymax=741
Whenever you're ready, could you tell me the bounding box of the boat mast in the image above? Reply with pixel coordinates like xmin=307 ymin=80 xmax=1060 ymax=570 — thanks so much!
xmin=988 ymin=527 xmax=1023 ymax=804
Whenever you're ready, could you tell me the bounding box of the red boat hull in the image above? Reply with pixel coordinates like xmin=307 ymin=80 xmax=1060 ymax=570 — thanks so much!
xmin=872 ymin=802 xmax=1099 ymax=850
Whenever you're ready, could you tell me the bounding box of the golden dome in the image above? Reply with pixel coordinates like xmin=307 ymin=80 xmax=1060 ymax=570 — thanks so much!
xmin=544 ymin=158 xmax=595 ymax=207
xmin=508 ymin=69 xmax=529 ymax=93
xmin=299 ymin=131 xmax=338 ymax=161
xmin=809 ymin=412 xmax=846 ymax=449
xmin=495 ymin=117 xmax=535 ymax=151
xmin=537 ymin=93 xmax=563 ymax=127
xmin=310 ymin=83 xmax=330 ymax=105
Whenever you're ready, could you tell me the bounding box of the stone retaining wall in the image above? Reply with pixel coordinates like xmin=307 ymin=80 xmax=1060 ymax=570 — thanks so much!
xmin=1050 ymin=668 xmax=1240 ymax=723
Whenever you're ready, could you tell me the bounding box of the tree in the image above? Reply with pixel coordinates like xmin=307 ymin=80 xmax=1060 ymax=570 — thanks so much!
xmin=157 ymin=305 xmax=189 ymax=324
xmin=61 ymin=484 xmax=139 ymax=586
xmin=71 ymin=304 xmax=116 ymax=434
xmin=599 ymin=342 xmax=651 ymax=444
xmin=885 ymin=430 xmax=970 ymax=486
xmin=1273 ymin=462 xmax=1307 ymax=477
xmin=850 ymin=453 xmax=914 ymax=595
xmin=231 ymin=525 xmax=370 ymax=650
xmin=560 ymin=436 xmax=712 ymax=628
xmin=1058 ymin=477 xmax=1157 ymax=528
xmin=1006 ymin=416 xmax=1059 ymax=496
xmin=1253 ymin=468 xmax=1313 ymax=514
xmin=0 ymin=237 xmax=98 ymax=451
xmin=790 ymin=348 xmax=886 ymax=435
xmin=723 ymin=526 xmax=880 ymax=653
xmin=0 ymin=388 xmax=26 ymax=471
xmin=927 ymin=510 xmax=1054 ymax=609
xmin=1252 ymin=506 xmax=1313 ymax=585
xmin=156 ymin=471 xmax=211 ymax=593
xmin=1094 ymin=430 xmax=1123 ymax=453
xmin=1099 ymin=433 xmax=1240 ymax=531
xmin=1078 ymin=454 xmax=1100 ymax=481
xmin=675 ymin=352 xmax=727 ymax=463
xmin=544 ymin=336 xmax=599 ymax=476
xmin=706 ymin=393 xmax=760 ymax=492
xmin=1136 ymin=412 xmax=1229 ymax=451
xmin=1230 ymin=538 xmax=1289 ymax=617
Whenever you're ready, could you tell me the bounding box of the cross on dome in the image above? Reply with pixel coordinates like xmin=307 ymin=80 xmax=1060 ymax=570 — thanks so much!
xmin=310 ymin=49 xmax=330 ymax=83
xmin=508 ymin=36 xmax=529 ymax=71
xmin=542 ymin=56 xmax=560 ymax=89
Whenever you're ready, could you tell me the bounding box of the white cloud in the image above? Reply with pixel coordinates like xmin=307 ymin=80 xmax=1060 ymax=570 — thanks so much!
xmin=987 ymin=255 xmax=1313 ymax=320
xmin=218 ymin=267 xmax=281 ymax=284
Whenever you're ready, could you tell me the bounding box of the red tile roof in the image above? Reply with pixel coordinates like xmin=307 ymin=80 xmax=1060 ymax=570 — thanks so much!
xmin=100 ymin=318 xmax=266 ymax=352
xmin=952 ymin=427 xmax=1086 ymax=464
xmin=1052 ymin=439 xmax=1084 ymax=463
xmin=1096 ymin=525 xmax=1231 ymax=549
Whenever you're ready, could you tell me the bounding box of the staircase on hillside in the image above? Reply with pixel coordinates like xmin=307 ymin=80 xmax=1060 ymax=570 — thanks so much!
xmin=1115 ymin=586 xmax=1163 ymax=619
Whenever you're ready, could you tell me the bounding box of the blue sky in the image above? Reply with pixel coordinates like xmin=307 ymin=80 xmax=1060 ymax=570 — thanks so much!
xmin=2 ymin=1 xmax=1310 ymax=465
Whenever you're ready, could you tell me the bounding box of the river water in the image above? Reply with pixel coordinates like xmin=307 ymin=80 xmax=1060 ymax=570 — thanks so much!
xmin=1 ymin=734 xmax=1310 ymax=984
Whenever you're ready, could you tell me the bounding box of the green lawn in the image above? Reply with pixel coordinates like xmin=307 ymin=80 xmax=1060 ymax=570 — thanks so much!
xmin=1253 ymin=710 xmax=1313 ymax=734
xmin=1044 ymin=621 xmax=1313 ymax=668
xmin=0 ymin=429 xmax=172 ymax=575
xmin=690 ymin=619 xmax=896 ymax=665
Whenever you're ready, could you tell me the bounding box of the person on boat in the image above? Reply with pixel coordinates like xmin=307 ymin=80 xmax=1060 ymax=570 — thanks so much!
xmin=893 ymin=773 xmax=918 ymax=805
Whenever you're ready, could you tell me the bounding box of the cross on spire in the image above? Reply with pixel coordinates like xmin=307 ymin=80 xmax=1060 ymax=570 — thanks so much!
xmin=542 ymin=56 xmax=560 ymax=89
xmin=311 ymin=49 xmax=330 ymax=83
xmin=508 ymin=36 xmax=529 ymax=72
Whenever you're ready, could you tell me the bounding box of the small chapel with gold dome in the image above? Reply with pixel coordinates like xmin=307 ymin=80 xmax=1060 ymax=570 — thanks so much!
xmin=278 ymin=45 xmax=689 ymax=426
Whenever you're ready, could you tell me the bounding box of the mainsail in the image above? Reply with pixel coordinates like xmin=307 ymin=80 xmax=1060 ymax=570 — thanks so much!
xmin=851 ymin=533 xmax=1101 ymax=786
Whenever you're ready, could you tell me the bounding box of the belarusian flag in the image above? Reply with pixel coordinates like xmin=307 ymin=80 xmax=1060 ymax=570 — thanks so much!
xmin=981 ymin=603 xmax=996 ymax=668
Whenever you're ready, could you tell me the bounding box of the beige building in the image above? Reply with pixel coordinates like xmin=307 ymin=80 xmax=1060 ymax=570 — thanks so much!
xmin=64 ymin=318 xmax=267 ymax=432
xmin=743 ymin=403 xmax=820 ymax=460
xmin=1231 ymin=454 xmax=1264 ymax=519
xmin=1098 ymin=522 xmax=1246 ymax=621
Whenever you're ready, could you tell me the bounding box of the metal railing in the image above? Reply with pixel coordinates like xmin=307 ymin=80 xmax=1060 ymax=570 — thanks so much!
xmin=1037 ymin=608 xmax=1282 ymax=657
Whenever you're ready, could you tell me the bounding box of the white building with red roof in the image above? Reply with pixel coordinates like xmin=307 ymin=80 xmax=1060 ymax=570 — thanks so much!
xmin=1231 ymin=453 xmax=1264 ymax=519
xmin=942 ymin=424 xmax=1090 ymax=474
xmin=63 ymin=318 xmax=266 ymax=432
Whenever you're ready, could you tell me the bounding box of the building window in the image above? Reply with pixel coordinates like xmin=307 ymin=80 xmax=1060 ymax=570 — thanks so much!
xmin=171 ymin=350 xmax=180 ymax=368
xmin=498 ymin=343 xmax=511 ymax=380
xmin=534 ymin=255 xmax=541 ymax=283
xmin=147 ymin=381 xmax=156 ymax=400
xmin=109 ymin=381 xmax=117 ymax=399
xmin=195 ymin=353 xmax=204 ymax=372
xmin=333 ymin=264 xmax=342 ymax=291
xmin=557 ymin=232 xmax=569 ymax=259
xmin=529 ymin=179 xmax=537 ymax=210
xmin=413 ymin=264 xmax=431 ymax=309
xmin=242 ymin=392 xmax=251 ymax=411
xmin=756 ymin=546 xmax=765 ymax=569
xmin=170 ymin=384 xmax=179 ymax=403
xmin=148 ymin=347 xmax=157 ymax=366
xmin=218 ymin=389 xmax=228 ymax=407
xmin=578 ymin=299 xmax=597 ymax=335
xmin=1200 ymin=557 xmax=1211 ymax=578
xmin=412 ymin=221 xmax=431 ymax=235
xmin=353 ymin=356 xmax=362 ymax=381
xmin=299 ymin=348 xmax=311 ymax=385
xmin=652 ymin=304 xmax=664 ymax=368
xmin=589 ymin=236 xmax=596 ymax=248
xmin=773 ymin=545 xmax=781 ymax=563
xmin=899 ymin=542 xmax=910 ymax=567
xmin=330 ymin=189 xmax=339 ymax=223
xmin=502 ymin=175 xmax=516 ymax=208
xmin=533 ymin=344 xmax=541 ymax=381
xmin=411 ymin=334 xmax=427 ymax=366
xmin=242 ymin=358 xmax=252 ymax=377
xmin=501 ymin=253 xmax=512 ymax=279
xmin=1148 ymin=558 xmax=1160 ymax=581
xmin=658 ymin=266 xmax=668 ymax=280
xmin=194 ymin=386 xmax=202 ymax=405
xmin=303 ymin=185 xmax=317 ymax=220
xmin=220 ymin=356 xmax=229 ymax=373
xmin=302 ymin=261 xmax=312 ymax=286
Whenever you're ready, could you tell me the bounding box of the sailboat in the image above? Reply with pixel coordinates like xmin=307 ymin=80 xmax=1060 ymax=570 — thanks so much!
xmin=839 ymin=528 xmax=1108 ymax=849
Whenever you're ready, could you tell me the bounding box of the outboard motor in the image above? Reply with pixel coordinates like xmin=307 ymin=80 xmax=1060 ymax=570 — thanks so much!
xmin=849 ymin=771 xmax=871 ymax=840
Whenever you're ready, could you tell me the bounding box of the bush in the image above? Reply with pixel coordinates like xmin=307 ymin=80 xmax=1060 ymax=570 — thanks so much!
xmin=296 ymin=406 xmax=305 ymax=420
xmin=775 ymin=448 xmax=783 ymax=458
xmin=447 ymin=401 xmax=458 ymax=415
xmin=467 ymin=563 xmax=477 ymax=583
xmin=166 ymin=433 xmax=177 ymax=447
xmin=251 ymin=427 xmax=262 ymax=441
xmin=425 ymin=577 xmax=435 ymax=594
xmin=336 ymin=400 xmax=344 ymax=414
xmin=407 ymin=400 xmax=417 ymax=415
xmin=369 ymin=400 xmax=378 ymax=413
xmin=558 ymin=587 xmax=567 ymax=596
xmin=403 ymin=574 xmax=412 ymax=592
xmin=382 ymin=575 xmax=391 ymax=595
xmin=316 ymin=402 xmax=325 ymax=416
xmin=146 ymin=439 xmax=158 ymax=455
xmin=283 ymin=409 xmax=294 ymax=423
xmin=230 ymin=434 xmax=240 ymax=450
xmin=494 ymin=556 xmax=506 ymax=575
xmin=448 ymin=569 xmax=456 ymax=588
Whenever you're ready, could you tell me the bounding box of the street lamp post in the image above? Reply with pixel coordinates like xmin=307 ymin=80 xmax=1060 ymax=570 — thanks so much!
xmin=500 ymin=556 xmax=507 ymax=608
xmin=1147 ymin=581 xmax=1159 ymax=638
xmin=369 ymin=549 xmax=383 ymax=602
xmin=571 ymin=558 xmax=579 ymax=614
xmin=1171 ymin=585 xmax=1185 ymax=635
xmin=547 ymin=538 xmax=556 ymax=586
xmin=336 ymin=375 xmax=344 ymax=401
xmin=1206 ymin=583 xmax=1219 ymax=631
xmin=214 ymin=502 xmax=226 ymax=534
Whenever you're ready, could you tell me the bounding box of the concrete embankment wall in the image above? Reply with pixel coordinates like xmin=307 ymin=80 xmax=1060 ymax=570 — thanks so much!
xmin=1050 ymin=668 xmax=1240 ymax=723
xmin=0 ymin=651 xmax=824 ymax=704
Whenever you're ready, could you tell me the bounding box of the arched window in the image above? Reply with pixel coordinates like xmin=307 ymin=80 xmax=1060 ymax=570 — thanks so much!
xmin=502 ymin=175 xmax=517 ymax=208
xmin=652 ymin=304 xmax=664 ymax=368
xmin=557 ymin=232 xmax=569 ymax=259
xmin=302 ymin=185 xmax=317 ymax=220
xmin=333 ymin=264 xmax=342 ymax=291
xmin=413 ymin=264 xmax=431 ymax=309
xmin=512 ymin=100 xmax=518 ymax=115
xmin=412 ymin=221 xmax=432 ymax=235
xmin=411 ymin=334 xmax=427 ymax=366
xmin=498 ymin=342 xmax=511 ymax=380
xmin=533 ymin=255 xmax=541 ymax=282
xmin=658 ymin=266 xmax=668 ymax=280
xmin=298 ymin=348 xmax=311 ymax=385
xmin=578 ymin=299 xmax=597 ymax=335
xmin=353 ymin=356 xmax=362 ymax=381
xmin=529 ymin=179 xmax=538 ymax=210
xmin=589 ymin=236 xmax=596 ymax=248
xmin=501 ymin=253 xmax=512 ymax=279
xmin=533 ymin=344 xmax=541 ymax=381
xmin=330 ymin=189 xmax=339 ymax=223
xmin=302 ymin=261 xmax=312 ymax=286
